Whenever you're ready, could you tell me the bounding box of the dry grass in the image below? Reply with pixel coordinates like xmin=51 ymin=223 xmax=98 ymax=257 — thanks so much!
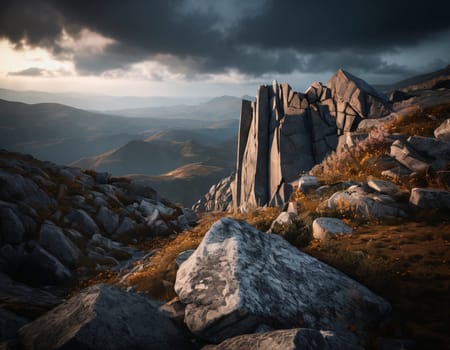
xmin=386 ymin=103 xmax=450 ymax=137
xmin=311 ymin=103 xmax=450 ymax=192
xmin=304 ymin=221 xmax=450 ymax=349
xmin=311 ymin=127 xmax=390 ymax=185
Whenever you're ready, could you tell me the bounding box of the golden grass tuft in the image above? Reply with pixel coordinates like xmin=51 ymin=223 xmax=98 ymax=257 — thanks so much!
xmin=386 ymin=103 xmax=450 ymax=137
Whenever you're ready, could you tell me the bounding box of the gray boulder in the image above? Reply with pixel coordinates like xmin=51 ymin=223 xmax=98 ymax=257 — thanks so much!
xmin=409 ymin=188 xmax=450 ymax=209
xmin=367 ymin=179 xmax=402 ymax=198
xmin=97 ymin=206 xmax=119 ymax=236
xmin=312 ymin=217 xmax=353 ymax=240
xmin=39 ymin=222 xmax=80 ymax=269
xmin=28 ymin=242 xmax=72 ymax=285
xmin=434 ymin=118 xmax=450 ymax=142
xmin=390 ymin=140 xmax=430 ymax=174
xmin=324 ymin=185 xmax=406 ymax=219
xmin=180 ymin=208 xmax=197 ymax=225
xmin=0 ymin=208 xmax=25 ymax=244
xmin=1 ymin=243 xmax=72 ymax=286
xmin=114 ymin=217 xmax=136 ymax=236
xmin=406 ymin=135 xmax=450 ymax=170
xmin=298 ymin=175 xmax=319 ymax=193
xmin=175 ymin=218 xmax=390 ymax=343
xmin=64 ymin=209 xmax=100 ymax=237
xmin=19 ymin=284 xmax=193 ymax=350
xmin=0 ymin=170 xmax=53 ymax=207
xmin=0 ymin=272 xmax=61 ymax=311
xmin=268 ymin=211 xmax=296 ymax=233
xmin=203 ymin=328 xmax=362 ymax=350
xmin=151 ymin=220 xmax=169 ymax=235
xmin=139 ymin=200 xmax=174 ymax=217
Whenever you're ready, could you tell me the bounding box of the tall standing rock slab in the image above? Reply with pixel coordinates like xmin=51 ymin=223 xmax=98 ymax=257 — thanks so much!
xmin=19 ymin=284 xmax=193 ymax=350
xmin=199 ymin=70 xmax=391 ymax=212
xmin=175 ymin=218 xmax=390 ymax=343
xmin=240 ymin=86 xmax=270 ymax=209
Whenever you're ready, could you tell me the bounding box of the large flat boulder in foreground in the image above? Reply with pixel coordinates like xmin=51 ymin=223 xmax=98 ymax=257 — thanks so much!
xmin=19 ymin=284 xmax=193 ymax=350
xmin=175 ymin=218 xmax=390 ymax=343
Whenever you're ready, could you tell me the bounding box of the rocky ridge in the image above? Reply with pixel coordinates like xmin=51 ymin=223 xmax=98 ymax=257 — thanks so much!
xmin=195 ymin=69 xmax=450 ymax=213
xmin=196 ymin=69 xmax=392 ymax=212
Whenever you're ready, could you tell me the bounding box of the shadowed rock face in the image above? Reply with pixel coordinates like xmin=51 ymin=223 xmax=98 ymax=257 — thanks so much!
xmin=19 ymin=284 xmax=193 ymax=350
xmin=195 ymin=70 xmax=390 ymax=212
xmin=175 ymin=218 xmax=391 ymax=343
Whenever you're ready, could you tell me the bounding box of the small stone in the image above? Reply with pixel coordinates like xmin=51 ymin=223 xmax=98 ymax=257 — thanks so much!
xmin=312 ymin=217 xmax=353 ymax=240
xmin=97 ymin=206 xmax=119 ymax=236
xmin=298 ymin=175 xmax=319 ymax=193
xmin=115 ymin=217 xmax=136 ymax=236
xmin=368 ymin=179 xmax=401 ymax=197
xmin=409 ymin=188 xmax=450 ymax=209
xmin=434 ymin=118 xmax=450 ymax=142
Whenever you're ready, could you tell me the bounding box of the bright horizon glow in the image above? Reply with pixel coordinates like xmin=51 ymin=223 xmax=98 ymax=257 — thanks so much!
xmin=1 ymin=27 xmax=449 ymax=98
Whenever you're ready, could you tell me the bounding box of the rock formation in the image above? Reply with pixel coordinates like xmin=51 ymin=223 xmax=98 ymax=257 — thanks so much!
xmin=175 ymin=218 xmax=390 ymax=343
xmin=196 ymin=69 xmax=391 ymax=212
xmin=0 ymin=150 xmax=198 ymax=342
xmin=19 ymin=284 xmax=193 ymax=350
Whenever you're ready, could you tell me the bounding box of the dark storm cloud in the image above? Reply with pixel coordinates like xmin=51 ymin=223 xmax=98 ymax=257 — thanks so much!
xmin=1 ymin=0 xmax=449 ymax=77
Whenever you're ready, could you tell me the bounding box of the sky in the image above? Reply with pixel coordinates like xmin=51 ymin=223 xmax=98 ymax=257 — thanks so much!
xmin=0 ymin=0 xmax=449 ymax=97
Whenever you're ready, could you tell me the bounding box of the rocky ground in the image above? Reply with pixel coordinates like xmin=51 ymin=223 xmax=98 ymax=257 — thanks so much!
xmin=1 ymin=71 xmax=450 ymax=349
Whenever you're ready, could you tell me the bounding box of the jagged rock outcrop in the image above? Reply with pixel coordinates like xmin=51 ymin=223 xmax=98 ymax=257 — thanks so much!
xmin=195 ymin=69 xmax=390 ymax=212
xmin=175 ymin=218 xmax=391 ymax=343
xmin=19 ymin=284 xmax=193 ymax=350
xmin=193 ymin=173 xmax=234 ymax=212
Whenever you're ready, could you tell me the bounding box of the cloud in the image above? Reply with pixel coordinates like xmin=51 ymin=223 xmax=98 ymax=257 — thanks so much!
xmin=8 ymin=67 xmax=47 ymax=76
xmin=8 ymin=67 xmax=72 ymax=77
xmin=0 ymin=0 xmax=449 ymax=79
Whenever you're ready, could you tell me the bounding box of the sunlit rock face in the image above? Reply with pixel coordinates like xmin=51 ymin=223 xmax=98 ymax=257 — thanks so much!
xmin=229 ymin=70 xmax=390 ymax=212
xmin=175 ymin=218 xmax=391 ymax=343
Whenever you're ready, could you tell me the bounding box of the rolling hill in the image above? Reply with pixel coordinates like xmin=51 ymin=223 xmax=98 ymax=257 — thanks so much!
xmin=105 ymin=95 xmax=242 ymax=120
xmin=0 ymin=98 xmax=238 ymax=164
